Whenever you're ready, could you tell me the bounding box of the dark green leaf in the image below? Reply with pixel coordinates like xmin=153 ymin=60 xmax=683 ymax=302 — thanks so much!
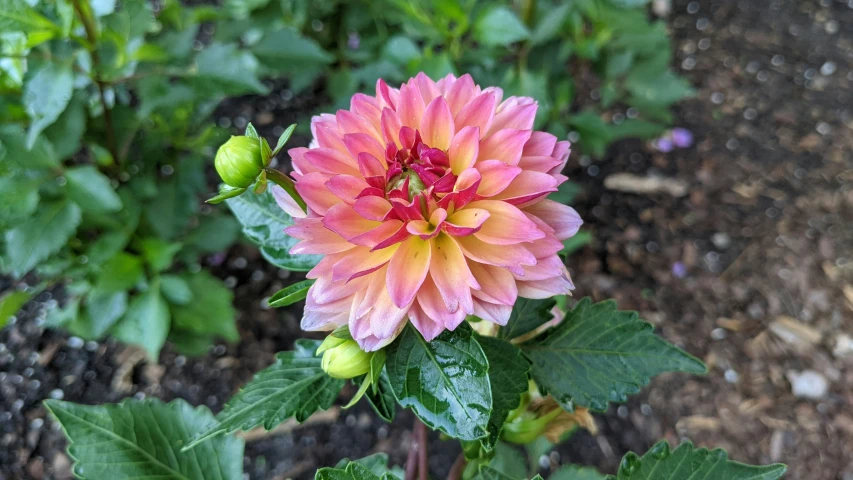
xmin=530 ymin=4 xmax=571 ymax=46
xmin=483 ymin=442 xmax=528 ymax=479
xmin=143 ymin=171 xmax=199 ymax=241
xmin=44 ymin=91 xmax=87 ymax=159
xmin=65 ymin=166 xmax=123 ymax=213
xmin=85 ymin=231 xmax=131 ymax=268
xmin=473 ymin=7 xmax=530 ymax=47
xmin=161 ymin=274 xmax=193 ymax=305
xmin=317 ymin=461 xmax=381 ymax=480
xmin=386 ymin=324 xmax=491 ymax=441
xmin=607 ymin=441 xmax=786 ymax=480
xmin=522 ymin=298 xmax=706 ymax=411
xmin=111 ymin=283 xmax=170 ymax=360
xmin=139 ymin=238 xmax=182 ymax=272
xmin=96 ymin=253 xmax=143 ymax=292
xmin=181 ymin=213 xmax=241 ymax=256
xmin=272 ymin=124 xmax=296 ymax=157
xmin=268 ymin=279 xmax=313 ymax=307
xmin=194 ymin=43 xmax=267 ymax=96
xmin=365 ymin=370 xmax=396 ymax=423
xmin=549 ymin=181 xmax=582 ymax=205
xmin=0 ymin=124 xmax=58 ymax=168
xmin=552 ymin=465 xmax=606 ymax=480
xmin=44 ymin=398 xmax=244 ymax=480
xmin=0 ymin=0 xmax=57 ymax=34
xmin=226 ymin=187 xmax=321 ymax=271
xmin=253 ymin=29 xmax=333 ymax=68
xmin=2 ymin=200 xmax=80 ymax=278
xmin=84 ymin=289 xmax=128 ymax=338
xmin=382 ymin=36 xmax=421 ymax=66
xmin=561 ymin=231 xmax=592 ymax=256
xmin=23 ymin=61 xmax=74 ymax=149
xmin=477 ymin=336 xmax=529 ymax=450
xmin=170 ymin=271 xmax=238 ymax=342
xmin=0 ymin=289 xmax=32 ymax=328
xmin=0 ymin=175 xmax=39 ymax=230
xmin=499 ymin=298 xmax=556 ymax=341
xmin=185 ymin=340 xmax=345 ymax=449
xmin=473 ymin=466 xmax=517 ymax=480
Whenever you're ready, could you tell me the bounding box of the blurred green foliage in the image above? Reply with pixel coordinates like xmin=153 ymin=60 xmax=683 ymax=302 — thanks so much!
xmin=0 ymin=0 xmax=256 ymax=358
xmin=223 ymin=0 xmax=692 ymax=156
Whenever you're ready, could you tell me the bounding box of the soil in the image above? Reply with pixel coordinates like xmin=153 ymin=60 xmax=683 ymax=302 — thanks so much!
xmin=3 ymin=0 xmax=853 ymax=479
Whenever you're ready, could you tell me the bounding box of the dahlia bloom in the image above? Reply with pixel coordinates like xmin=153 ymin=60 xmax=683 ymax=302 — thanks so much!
xmin=276 ymin=73 xmax=582 ymax=350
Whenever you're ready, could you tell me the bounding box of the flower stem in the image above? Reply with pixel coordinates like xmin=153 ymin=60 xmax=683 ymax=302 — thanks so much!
xmin=447 ymin=454 xmax=466 ymax=480
xmin=264 ymin=168 xmax=307 ymax=213
xmin=416 ymin=419 xmax=428 ymax=480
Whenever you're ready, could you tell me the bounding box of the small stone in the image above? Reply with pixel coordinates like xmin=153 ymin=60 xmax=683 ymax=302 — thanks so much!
xmin=769 ymin=316 xmax=822 ymax=351
xmin=833 ymin=334 xmax=853 ymax=358
xmin=787 ymin=370 xmax=828 ymax=399
xmin=724 ymin=369 xmax=739 ymax=383
xmin=66 ymin=337 xmax=84 ymax=349
xmin=711 ymin=232 xmax=731 ymax=249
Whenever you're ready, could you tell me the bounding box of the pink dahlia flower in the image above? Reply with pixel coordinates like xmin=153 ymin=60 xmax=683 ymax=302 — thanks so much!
xmin=277 ymin=73 xmax=582 ymax=350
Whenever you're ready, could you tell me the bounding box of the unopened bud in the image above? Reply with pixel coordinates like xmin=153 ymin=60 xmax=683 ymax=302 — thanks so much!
xmin=214 ymin=136 xmax=265 ymax=188
xmin=320 ymin=338 xmax=372 ymax=379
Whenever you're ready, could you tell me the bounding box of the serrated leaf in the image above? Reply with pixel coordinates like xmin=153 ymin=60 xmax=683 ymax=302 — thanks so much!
xmin=607 ymin=441 xmax=786 ymax=480
xmin=253 ymin=28 xmax=333 ymax=68
xmin=23 ymin=61 xmax=74 ymax=149
xmin=44 ymin=91 xmax=87 ymax=159
xmin=0 ymin=289 xmax=32 ymax=328
xmin=0 ymin=175 xmax=39 ymax=230
xmin=530 ymin=4 xmax=571 ymax=46
xmin=44 ymin=398 xmax=244 ymax=480
xmin=551 ymin=465 xmax=606 ymax=480
xmin=169 ymin=271 xmax=238 ymax=342
xmin=139 ymin=238 xmax=182 ymax=272
xmin=473 ymin=7 xmax=530 ymax=47
xmin=485 ymin=442 xmax=527 ymax=479
xmin=194 ymin=43 xmax=267 ymax=96
xmin=64 ymin=166 xmax=122 ymax=213
xmin=499 ymin=298 xmax=556 ymax=341
xmin=84 ymin=289 xmax=128 ymax=338
xmin=365 ymin=370 xmax=396 ymax=423
xmin=0 ymin=124 xmax=58 ymax=168
xmin=473 ymin=466 xmax=517 ymax=480
xmin=477 ymin=336 xmax=529 ymax=450
xmin=386 ymin=324 xmax=491 ymax=441
xmin=111 ymin=283 xmax=170 ymax=360
xmin=317 ymin=461 xmax=382 ymax=480
xmin=96 ymin=253 xmax=143 ymax=292
xmin=268 ymin=279 xmax=313 ymax=307
xmin=2 ymin=199 xmax=80 ymax=278
xmin=522 ymin=298 xmax=706 ymax=411
xmin=161 ymin=274 xmax=193 ymax=305
xmin=225 ymin=187 xmax=321 ymax=271
xmin=185 ymin=340 xmax=344 ymax=449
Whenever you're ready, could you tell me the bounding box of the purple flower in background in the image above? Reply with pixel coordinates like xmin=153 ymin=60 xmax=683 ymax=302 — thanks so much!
xmin=654 ymin=137 xmax=674 ymax=152
xmin=671 ymin=128 xmax=694 ymax=148
xmin=348 ymin=32 xmax=360 ymax=50
xmin=672 ymin=261 xmax=688 ymax=278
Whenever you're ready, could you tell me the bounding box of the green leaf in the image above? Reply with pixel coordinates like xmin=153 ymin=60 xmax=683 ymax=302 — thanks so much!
xmin=226 ymin=187 xmax=321 ymax=271
xmin=268 ymin=279 xmax=313 ymax=307
xmin=194 ymin=43 xmax=268 ymax=96
xmin=0 ymin=0 xmax=58 ymax=34
xmin=96 ymin=253 xmax=143 ymax=292
xmin=548 ymin=181 xmax=582 ymax=205
xmin=477 ymin=336 xmax=529 ymax=450
xmin=111 ymin=282 xmax=170 ymax=360
xmin=530 ymin=4 xmax=571 ymax=46
xmin=272 ymin=124 xmax=296 ymax=157
xmin=65 ymin=166 xmax=123 ymax=214
xmin=499 ymin=298 xmax=556 ymax=341
xmin=84 ymin=289 xmax=128 ymax=338
xmin=473 ymin=7 xmax=530 ymax=47
xmin=44 ymin=398 xmax=244 ymax=480
xmin=473 ymin=466 xmax=517 ymax=480
xmin=607 ymin=441 xmax=786 ymax=480
xmin=522 ymin=298 xmax=706 ymax=411
xmin=484 ymin=442 xmax=527 ymax=479
xmin=561 ymin=231 xmax=592 ymax=256
xmin=317 ymin=461 xmax=382 ymax=480
xmin=323 ymin=453 xmax=403 ymax=480
xmin=160 ymin=274 xmax=193 ymax=305
xmin=382 ymin=36 xmax=421 ymax=66
xmin=0 ymin=124 xmax=59 ymax=168
xmin=184 ymin=340 xmax=345 ymax=449
xmin=0 ymin=289 xmax=32 ymax=328
xmin=170 ymin=271 xmax=238 ymax=341
xmin=253 ymin=28 xmax=333 ymax=68
xmin=551 ymin=465 xmax=606 ymax=480
xmin=181 ymin=213 xmax=241 ymax=256
xmin=44 ymin=91 xmax=87 ymax=159
xmin=23 ymin=61 xmax=74 ymax=149
xmin=85 ymin=231 xmax=131 ymax=268
xmin=365 ymin=370 xmax=396 ymax=423
xmin=2 ymin=199 xmax=80 ymax=278
xmin=386 ymin=323 xmax=492 ymax=441
xmin=0 ymin=175 xmax=40 ymax=230
xmin=140 ymin=238 xmax=182 ymax=272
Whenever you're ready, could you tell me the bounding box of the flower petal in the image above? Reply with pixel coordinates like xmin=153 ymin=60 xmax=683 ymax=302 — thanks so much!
xmin=429 ymin=233 xmax=478 ymax=314
xmin=455 ymin=91 xmax=496 ymax=138
xmin=295 ymin=172 xmax=338 ymax=215
xmin=444 ymin=74 xmax=477 ymax=115
xmin=469 ymin=261 xmax=518 ymax=305
xmin=332 ymin=245 xmax=398 ymax=282
xmin=322 ymin=203 xmax=381 ymax=241
xmin=476 ymin=160 xmax=521 ymax=197
xmin=478 ymin=129 xmax=531 ymax=165
xmin=386 ymin=235 xmax=432 ymax=308
xmin=468 ymin=200 xmax=545 ymax=245
xmin=416 ymin=274 xmax=468 ymax=330
xmin=420 ymin=96 xmax=454 ymax=150
xmin=523 ymin=199 xmax=583 ymax=240
xmin=456 ymin=235 xmax=536 ymax=275
xmin=397 ymin=82 xmax=425 ymax=129
xmin=407 ymin=300 xmax=445 ymax=341
xmin=325 ymin=174 xmax=369 ymax=203
xmin=304 ymin=148 xmax=361 ymax=176
xmin=343 ymin=133 xmax=386 ymax=164
xmin=491 ymin=170 xmax=559 ymax=206
xmin=337 ymin=109 xmax=382 ymax=142
xmin=444 ymin=208 xmax=489 ymax=236
xmin=447 ymin=126 xmax=480 ymax=174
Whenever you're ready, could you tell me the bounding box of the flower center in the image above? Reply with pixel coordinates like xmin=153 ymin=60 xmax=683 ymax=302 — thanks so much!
xmin=384 ymin=128 xmax=455 ymax=199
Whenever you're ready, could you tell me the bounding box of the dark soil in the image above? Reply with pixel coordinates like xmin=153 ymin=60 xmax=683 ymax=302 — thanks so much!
xmin=3 ymin=0 xmax=853 ymax=478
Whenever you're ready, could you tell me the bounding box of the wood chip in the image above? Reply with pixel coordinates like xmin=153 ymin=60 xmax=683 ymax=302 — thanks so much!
xmin=603 ymin=173 xmax=688 ymax=197
xmin=843 ymin=285 xmax=853 ymax=309
xmin=768 ymin=315 xmax=822 ymax=351
xmin=676 ymin=415 xmax=721 ymax=433
xmin=716 ymin=317 xmax=744 ymax=331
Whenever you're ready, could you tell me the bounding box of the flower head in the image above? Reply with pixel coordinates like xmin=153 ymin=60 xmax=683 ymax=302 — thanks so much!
xmin=279 ymin=73 xmax=582 ymax=350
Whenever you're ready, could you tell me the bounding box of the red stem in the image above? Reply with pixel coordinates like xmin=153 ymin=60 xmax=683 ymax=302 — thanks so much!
xmin=447 ymin=454 xmax=465 ymax=480
xmin=416 ymin=420 xmax=428 ymax=480
xmin=405 ymin=435 xmax=418 ymax=480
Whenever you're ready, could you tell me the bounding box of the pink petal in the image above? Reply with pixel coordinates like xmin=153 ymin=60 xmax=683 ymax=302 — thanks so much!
xmin=444 ymin=208 xmax=489 ymax=236
xmin=322 ymin=203 xmax=381 ymax=241
xmin=523 ymin=199 xmax=583 ymax=240
xmin=447 ymin=126 xmax=480 ymax=174
xmin=376 ymin=79 xmax=398 ymax=110
xmin=420 ymin=96 xmax=454 ymax=150
xmin=515 ymin=254 xmax=566 ymax=281
xmin=406 ymin=209 xmax=447 ymax=240
xmin=272 ymin=185 xmax=307 ymax=218
xmin=429 ymin=233 xmax=478 ymax=314
xmin=517 ymin=155 xmax=564 ymax=174
xmin=444 ymin=74 xmax=477 ymax=115
xmin=325 ymin=175 xmax=369 ymax=203
xmin=332 ymin=245 xmax=398 ymax=282
xmin=478 ymin=129 xmax=531 ymax=166
xmin=416 ymin=275 xmax=468 ymax=330
xmin=310 ymin=274 xmax=369 ymax=305
xmin=386 ymin=235 xmax=432 ymax=308
xmin=517 ymin=269 xmax=575 ymax=299
xmin=491 ymin=170 xmax=558 ymax=206
xmin=336 ymin=109 xmax=382 ymax=143
xmin=343 ymin=133 xmax=386 ymax=164
xmin=523 ymin=131 xmax=558 ymax=156
xmin=473 ymin=299 xmax=512 ymax=326
xmin=476 ymin=160 xmax=521 ymax=197
xmin=456 ymin=235 xmax=536 ymax=275
xmin=415 ymin=72 xmax=441 ymax=104
xmin=440 ymin=168 xmax=481 ymax=210
xmin=468 ymin=261 xmax=517 ymax=305
xmin=353 ymin=195 xmax=393 ymax=220
xmin=407 ymin=301 xmax=445 ymax=341
xmin=350 ymin=220 xmax=406 ymax=249
xmin=468 ymin=200 xmax=545 ymax=245
xmin=381 ymin=108 xmax=403 ymax=148
xmin=350 ymin=93 xmax=382 ymax=130
xmin=295 ymin=172 xmax=338 ymax=215
xmin=455 ymin=92 xmax=496 ymax=138
xmin=397 ymin=83 xmax=425 ymax=129
xmin=489 ymin=99 xmax=537 ymax=135
xmin=285 ymin=218 xmax=352 ymax=255
xmin=303 ymin=148 xmax=361 ymax=176
xmin=357 ymin=152 xmax=387 ymax=178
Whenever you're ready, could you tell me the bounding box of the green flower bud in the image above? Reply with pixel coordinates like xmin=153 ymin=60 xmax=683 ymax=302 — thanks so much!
xmin=501 ymin=408 xmax=562 ymax=445
xmin=215 ymin=136 xmax=265 ymax=188
xmin=320 ymin=338 xmax=372 ymax=379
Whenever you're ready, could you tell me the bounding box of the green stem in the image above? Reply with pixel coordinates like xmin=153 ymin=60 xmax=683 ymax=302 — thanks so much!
xmin=264 ymin=168 xmax=307 ymax=214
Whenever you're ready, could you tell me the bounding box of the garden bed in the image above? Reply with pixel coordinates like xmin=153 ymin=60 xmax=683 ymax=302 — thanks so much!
xmin=3 ymin=0 xmax=853 ymax=478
